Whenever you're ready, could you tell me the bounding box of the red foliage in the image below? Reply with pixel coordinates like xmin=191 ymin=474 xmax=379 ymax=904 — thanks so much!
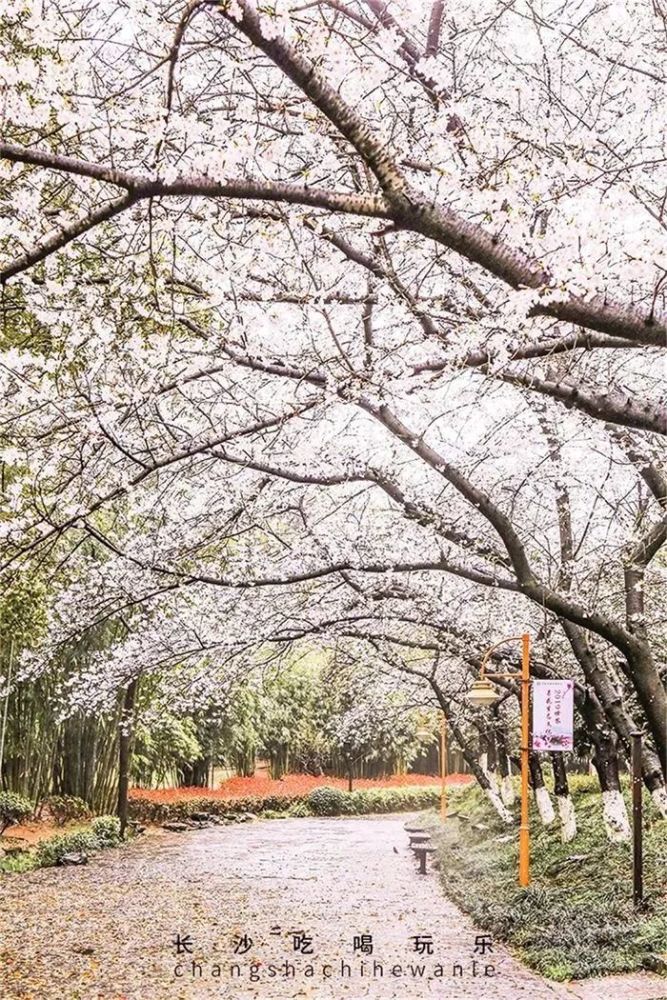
xmin=129 ymin=772 xmax=472 ymax=802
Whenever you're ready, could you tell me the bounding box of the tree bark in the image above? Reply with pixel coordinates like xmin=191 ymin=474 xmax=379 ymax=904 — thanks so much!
xmin=428 ymin=682 xmax=512 ymax=824
xmin=562 ymin=622 xmax=667 ymax=813
xmin=493 ymin=711 xmax=515 ymax=807
xmin=550 ymin=753 xmax=576 ymax=842
xmin=529 ymin=753 xmax=555 ymax=826
xmin=116 ymin=678 xmax=138 ymax=839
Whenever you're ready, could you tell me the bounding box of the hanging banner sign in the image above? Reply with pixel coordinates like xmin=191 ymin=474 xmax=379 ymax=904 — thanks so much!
xmin=532 ymin=679 xmax=574 ymax=751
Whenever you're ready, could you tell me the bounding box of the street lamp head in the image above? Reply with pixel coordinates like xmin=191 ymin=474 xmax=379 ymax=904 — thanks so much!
xmin=466 ymin=679 xmax=500 ymax=707
xmin=415 ymin=727 xmax=432 ymax=741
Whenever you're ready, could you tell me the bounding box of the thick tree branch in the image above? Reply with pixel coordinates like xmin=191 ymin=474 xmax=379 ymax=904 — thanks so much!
xmin=2 ymin=128 xmax=665 ymax=346
xmin=357 ymin=396 xmax=665 ymax=672
xmin=493 ymin=368 xmax=667 ymax=436
xmin=218 ymin=2 xmax=667 ymax=347
xmin=0 ymin=192 xmax=138 ymax=284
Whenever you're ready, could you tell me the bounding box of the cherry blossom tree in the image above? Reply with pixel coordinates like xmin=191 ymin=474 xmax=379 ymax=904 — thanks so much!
xmin=0 ymin=0 xmax=665 ymax=831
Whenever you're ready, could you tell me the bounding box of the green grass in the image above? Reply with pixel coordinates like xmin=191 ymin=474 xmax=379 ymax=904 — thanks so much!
xmin=424 ymin=775 xmax=667 ymax=981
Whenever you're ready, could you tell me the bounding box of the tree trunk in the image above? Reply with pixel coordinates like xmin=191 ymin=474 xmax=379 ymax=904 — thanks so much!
xmin=550 ymin=753 xmax=576 ymax=842
xmin=180 ymin=757 xmax=209 ymax=787
xmin=621 ymin=641 xmax=667 ymax=778
xmin=429 ymin=682 xmax=512 ymax=824
xmin=529 ymin=753 xmax=555 ymax=826
xmin=480 ymin=714 xmax=500 ymax=792
xmin=542 ymin=417 xmax=667 ymax=790
xmin=590 ymin=732 xmax=631 ymax=842
xmin=623 ymin=558 xmax=667 ymax=774
xmin=493 ymin=712 xmax=515 ymax=806
xmin=562 ymin=621 xmax=667 ymax=816
xmin=116 ymin=678 xmax=138 ymax=839
xmin=0 ymin=639 xmax=14 ymax=788
xmin=574 ymin=685 xmax=631 ymax=840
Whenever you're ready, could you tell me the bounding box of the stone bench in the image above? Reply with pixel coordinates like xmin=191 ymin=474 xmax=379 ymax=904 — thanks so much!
xmin=412 ymin=844 xmax=436 ymax=875
xmin=408 ymin=832 xmax=431 ymax=848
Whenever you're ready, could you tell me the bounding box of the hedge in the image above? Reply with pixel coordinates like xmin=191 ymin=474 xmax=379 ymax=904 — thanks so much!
xmin=35 ymin=829 xmax=101 ymax=867
xmin=128 ymin=786 xmax=440 ymax=823
xmin=128 ymin=793 xmax=302 ymax=823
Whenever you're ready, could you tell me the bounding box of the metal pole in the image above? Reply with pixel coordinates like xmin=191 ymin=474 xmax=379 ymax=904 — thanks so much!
xmin=631 ymin=731 xmax=643 ymax=907
xmin=519 ymin=633 xmax=531 ymax=887
xmin=440 ymin=714 xmax=447 ymax=821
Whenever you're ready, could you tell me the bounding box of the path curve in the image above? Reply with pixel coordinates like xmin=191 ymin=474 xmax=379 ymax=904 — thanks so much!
xmin=0 ymin=815 xmax=661 ymax=999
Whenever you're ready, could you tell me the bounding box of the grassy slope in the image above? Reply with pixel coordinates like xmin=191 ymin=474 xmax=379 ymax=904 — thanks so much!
xmin=425 ymin=775 xmax=667 ymax=981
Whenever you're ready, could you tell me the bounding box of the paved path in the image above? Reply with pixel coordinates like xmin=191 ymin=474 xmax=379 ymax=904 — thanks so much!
xmin=0 ymin=815 xmax=664 ymax=1000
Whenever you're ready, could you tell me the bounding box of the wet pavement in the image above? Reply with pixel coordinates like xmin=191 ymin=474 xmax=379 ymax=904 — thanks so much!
xmin=0 ymin=814 xmax=664 ymax=999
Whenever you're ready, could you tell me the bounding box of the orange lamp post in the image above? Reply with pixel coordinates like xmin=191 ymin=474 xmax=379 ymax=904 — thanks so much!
xmin=467 ymin=633 xmax=531 ymax=888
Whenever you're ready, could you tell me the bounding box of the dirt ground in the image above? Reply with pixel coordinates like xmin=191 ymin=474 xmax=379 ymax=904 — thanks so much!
xmin=2 ymin=821 xmax=60 ymax=847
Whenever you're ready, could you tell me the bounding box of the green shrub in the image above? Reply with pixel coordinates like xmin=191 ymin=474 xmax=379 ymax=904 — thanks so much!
xmin=90 ymin=815 xmax=121 ymax=846
xmin=45 ymin=794 xmax=89 ymax=826
xmin=35 ymin=829 xmax=100 ymax=867
xmin=347 ymin=787 xmax=439 ymax=814
xmin=287 ymin=800 xmax=313 ymax=818
xmin=0 ymin=791 xmax=33 ymax=834
xmin=350 ymin=789 xmax=382 ymax=813
xmin=0 ymin=850 xmax=37 ymax=874
xmin=307 ymin=786 xmax=348 ymax=816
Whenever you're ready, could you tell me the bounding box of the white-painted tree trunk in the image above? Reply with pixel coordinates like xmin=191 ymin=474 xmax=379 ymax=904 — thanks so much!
xmin=480 ymin=754 xmax=501 ymax=794
xmin=484 ymin=785 xmax=514 ymax=825
xmin=535 ymin=785 xmax=556 ymax=826
xmin=500 ymin=772 xmax=515 ymax=807
xmin=556 ymin=794 xmax=577 ymax=842
xmin=651 ymin=785 xmax=667 ymax=819
xmin=602 ymin=790 xmax=631 ymax=842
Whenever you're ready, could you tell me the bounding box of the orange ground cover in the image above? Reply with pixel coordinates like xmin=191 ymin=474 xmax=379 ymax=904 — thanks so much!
xmin=129 ymin=772 xmax=472 ymax=802
xmin=2 ymin=821 xmax=60 ymax=846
